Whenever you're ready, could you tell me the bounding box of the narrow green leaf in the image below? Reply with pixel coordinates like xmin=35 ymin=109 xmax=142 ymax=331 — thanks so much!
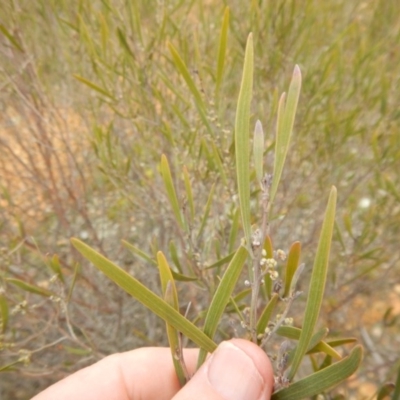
xmin=276 ymin=326 xmax=340 ymax=359
xmin=210 ymin=140 xmax=227 ymax=185
xmin=71 ymin=238 xmax=216 ymax=353
xmin=164 ymin=283 xmax=187 ymax=386
xmin=307 ymin=327 xmax=328 ymax=348
xmin=232 ymin=288 xmax=252 ymax=303
xmin=272 ymin=346 xmax=363 ymax=400
xmin=170 ymin=270 xmax=198 ymax=282
xmin=167 ymin=42 xmax=204 ymax=108
xmin=288 ymin=186 xmax=337 ymax=381
xmin=160 ymin=154 xmax=185 ymax=230
xmin=197 ymin=183 xmax=215 ymax=240
xmin=77 ymin=15 xmax=96 ymax=58
xmin=270 ymin=65 xmax=302 ymax=205
xmin=73 ymin=74 xmax=117 ymax=101
xmin=263 ymin=235 xmax=274 ymax=257
xmin=377 ymin=383 xmax=395 ymax=400
xmin=6 ymin=278 xmax=54 ymax=297
xmin=270 ymin=91 xmax=285 ymax=205
xmin=226 ymin=294 xmax=244 ymax=318
xmin=334 ymin=220 xmax=346 ymax=251
xmin=283 ymin=242 xmax=301 ymax=297
xmin=318 ymin=353 xmax=332 ymax=370
xmin=63 ymin=346 xmax=92 ymax=356
xmin=117 ymin=28 xmax=135 ymax=59
xmin=226 ymin=288 xmax=251 ymax=313
xmin=307 ymin=341 xmax=341 ymax=360
xmin=197 ymin=245 xmax=248 ymax=367
xmin=205 ymin=252 xmax=235 ymax=270
xmin=257 ymin=293 xmax=279 ymax=336
xmin=0 ymin=295 xmax=9 ymax=333
xmin=0 ymin=360 xmax=20 ymax=372
xmin=309 ymin=353 xmax=320 ymax=372
xmin=235 ymin=33 xmax=254 ymax=254
xmin=48 ymin=254 xmax=65 ymax=283
xmin=157 ymin=252 xmax=186 ymax=386
xmin=167 ymin=42 xmax=213 ymax=135
xmin=305 ymin=328 xmax=341 ymax=359
xmin=0 ymin=24 xmax=23 ymax=52
xmin=183 ymin=166 xmax=195 ymax=222
xmin=67 ymin=262 xmax=80 ymax=303
xmin=253 ymin=120 xmax=265 ymax=184
xmin=169 ymin=241 xmax=183 ymax=273
xmin=122 ymin=240 xmax=157 ymax=266
xmin=392 ymin=365 xmax=400 ymax=400
xmin=215 ymin=7 xmax=229 ymax=98
xmin=117 ymin=27 xmax=135 ymax=59
xmin=225 ymin=288 xmax=251 ymax=320
xmin=157 ymin=252 xmax=179 ymax=307
xmin=276 ymin=325 xmax=304 ymax=340
xmin=263 ymin=235 xmax=274 ymax=298
xmin=343 ymin=213 xmax=353 ymax=238
xmin=326 ymin=337 xmax=357 ymax=347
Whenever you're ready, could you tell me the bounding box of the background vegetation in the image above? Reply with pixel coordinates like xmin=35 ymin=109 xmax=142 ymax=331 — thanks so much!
xmin=0 ymin=0 xmax=399 ymax=398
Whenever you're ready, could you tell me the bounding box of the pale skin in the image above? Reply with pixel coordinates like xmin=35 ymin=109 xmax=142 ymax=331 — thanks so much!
xmin=32 ymin=339 xmax=274 ymax=400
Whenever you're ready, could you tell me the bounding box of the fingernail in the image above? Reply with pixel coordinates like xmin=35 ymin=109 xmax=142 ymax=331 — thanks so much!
xmin=207 ymin=341 xmax=265 ymax=400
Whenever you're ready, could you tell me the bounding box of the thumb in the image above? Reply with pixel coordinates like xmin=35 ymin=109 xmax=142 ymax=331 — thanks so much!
xmin=173 ymin=339 xmax=274 ymax=400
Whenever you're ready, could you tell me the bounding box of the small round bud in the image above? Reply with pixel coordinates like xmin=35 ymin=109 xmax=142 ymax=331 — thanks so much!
xmin=276 ymin=249 xmax=286 ymax=261
xmin=269 ymin=270 xmax=279 ymax=281
xmin=266 ymin=258 xmax=277 ymax=269
xmin=284 ymin=317 xmax=293 ymax=326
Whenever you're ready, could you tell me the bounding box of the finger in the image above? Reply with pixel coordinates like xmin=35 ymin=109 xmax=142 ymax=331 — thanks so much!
xmin=173 ymin=339 xmax=274 ymax=400
xmin=32 ymin=347 xmax=199 ymax=400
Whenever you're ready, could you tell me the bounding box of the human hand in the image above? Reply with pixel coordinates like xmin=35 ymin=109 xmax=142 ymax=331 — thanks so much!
xmin=32 ymin=338 xmax=274 ymax=400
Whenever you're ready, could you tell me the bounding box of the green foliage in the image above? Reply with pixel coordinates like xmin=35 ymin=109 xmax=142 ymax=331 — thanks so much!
xmin=271 ymin=346 xmax=363 ymax=400
xmin=71 ymin=36 xmax=359 ymax=398
xmin=288 ymin=187 xmax=337 ymax=380
xmin=196 ymin=245 xmax=248 ymax=368
xmin=234 ymin=32 xmax=254 ymax=254
xmin=269 ymin=66 xmax=302 ymax=206
xmin=71 ymin=238 xmax=216 ymax=354
xmin=0 ymin=295 xmax=9 ymax=333
xmin=157 ymin=251 xmax=186 ymax=386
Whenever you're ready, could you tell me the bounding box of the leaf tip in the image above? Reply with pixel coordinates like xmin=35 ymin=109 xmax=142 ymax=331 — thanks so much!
xmin=294 ymin=64 xmax=301 ymax=77
xmin=330 ymin=186 xmax=338 ymax=202
xmin=255 ymin=119 xmax=263 ymax=134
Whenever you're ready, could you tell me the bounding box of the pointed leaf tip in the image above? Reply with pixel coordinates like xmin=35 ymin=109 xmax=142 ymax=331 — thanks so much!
xmin=255 ymin=119 xmax=263 ymax=133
